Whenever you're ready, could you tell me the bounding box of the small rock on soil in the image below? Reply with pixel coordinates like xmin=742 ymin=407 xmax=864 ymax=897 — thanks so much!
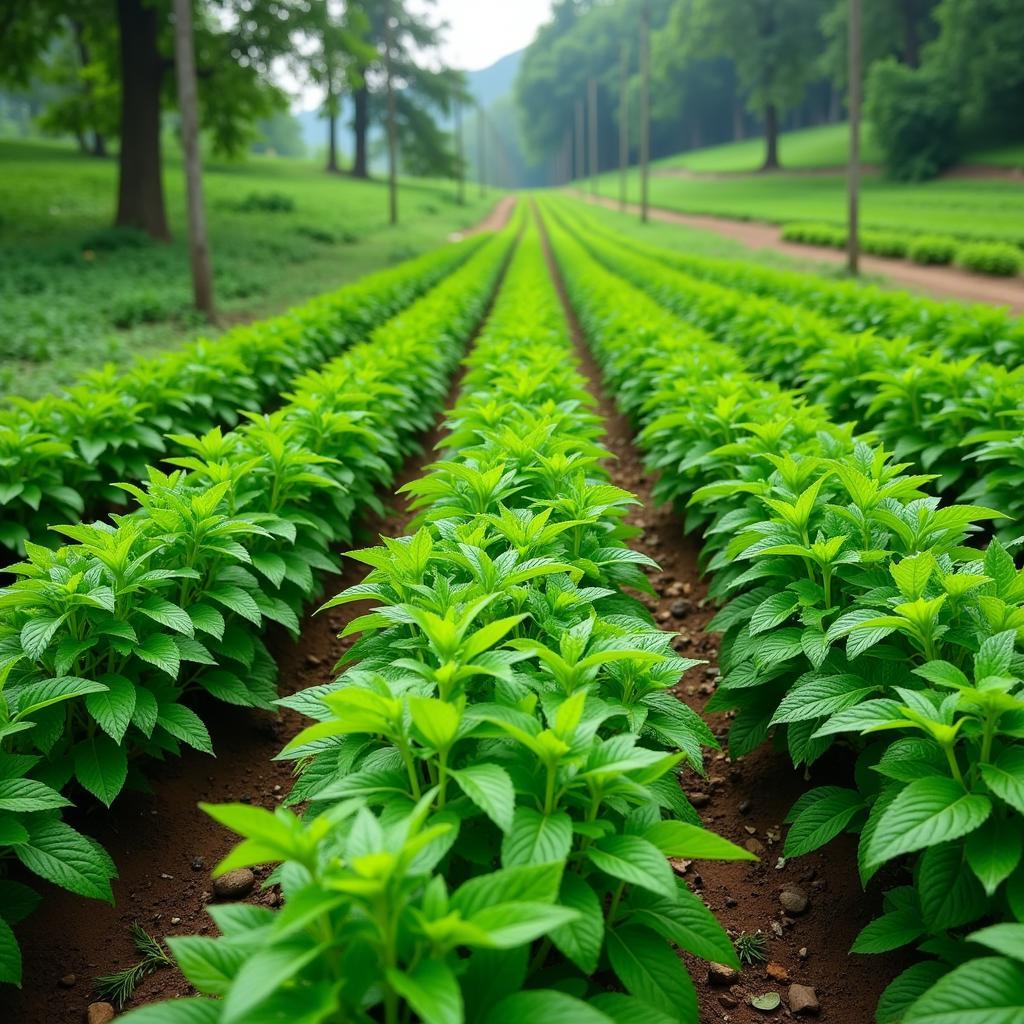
xmin=87 ymin=1002 xmax=117 ymax=1024
xmin=789 ymin=984 xmax=820 ymax=1016
xmin=212 ymin=867 xmax=256 ymax=899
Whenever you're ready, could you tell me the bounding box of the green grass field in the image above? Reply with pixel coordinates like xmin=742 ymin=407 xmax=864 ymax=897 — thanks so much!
xmin=589 ymin=164 xmax=1024 ymax=244
xmin=0 ymin=140 xmax=499 ymax=397
xmin=655 ymin=121 xmax=1024 ymax=174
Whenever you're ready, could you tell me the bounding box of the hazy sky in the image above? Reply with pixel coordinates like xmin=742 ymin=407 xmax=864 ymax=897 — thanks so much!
xmin=425 ymin=0 xmax=553 ymax=70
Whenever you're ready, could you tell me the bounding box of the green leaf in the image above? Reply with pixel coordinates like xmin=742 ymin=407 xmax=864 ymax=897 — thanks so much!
xmin=20 ymin=614 xmax=67 ymax=659
xmin=167 ymin=936 xmax=247 ymax=996
xmin=157 ymin=703 xmax=213 ymax=754
xmin=85 ymin=674 xmax=137 ymax=744
xmin=587 ymin=835 xmax=677 ymax=900
xmin=877 ymin=963 xmax=947 ymax=1024
xmin=549 ymin=873 xmax=604 ymax=974
xmin=982 ymin=748 xmax=1024 ymax=814
xmin=864 ymin=777 xmax=992 ymax=873
xmin=0 ymin=914 xmax=21 ymax=986
xmin=645 ymin=820 xmax=756 ymax=861
xmin=388 ymin=960 xmax=462 ymax=1024
xmin=0 ymin=880 xmax=41 ymax=924
xmin=468 ymin=901 xmax=580 ymax=949
xmin=139 ymin=597 xmax=194 ymax=636
xmin=74 ymin=736 xmax=128 ymax=806
xmin=118 ymin=999 xmax=221 ymax=1024
xmin=852 ymin=907 xmax=925 ymax=953
xmin=501 ymin=808 xmax=572 ymax=868
xmin=606 ymin=924 xmax=697 ymax=1022
xmin=629 ymin=886 xmax=739 ymax=967
xmin=15 ymin=816 xmax=115 ymax=901
xmin=0 ymin=778 xmax=70 ymax=813
xmin=220 ymin=941 xmax=327 ymax=1023
xmin=969 ymin=924 xmax=1024 ymax=964
xmin=918 ymin=842 xmax=987 ymax=931
xmin=135 ymin=633 xmax=181 ymax=678
xmin=784 ymin=787 xmax=864 ymax=857
xmin=487 ymin=991 xmax=614 ymax=1024
xmin=966 ymin=816 xmax=1023 ymax=896
xmin=15 ymin=675 xmax=108 ymax=719
xmin=208 ymin=585 xmax=262 ymax=626
xmin=450 ymin=764 xmax=515 ymax=834
xmin=408 ymin=696 xmax=459 ymax=749
xmin=902 ymin=956 xmax=1024 ymax=1024
xmin=589 ymin=994 xmax=676 ymax=1024
xmin=451 ymin=862 xmax=562 ymax=919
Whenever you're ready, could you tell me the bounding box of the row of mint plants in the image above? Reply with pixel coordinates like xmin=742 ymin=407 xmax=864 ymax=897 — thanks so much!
xmin=0 ymin=223 xmax=517 ymax=987
xmin=781 ymin=222 xmax=1024 ymax=277
xmin=569 ymin=199 xmax=1024 ymax=366
xmin=542 ymin=205 xmax=1024 ymax=1024
xmin=555 ymin=201 xmax=1024 ymax=541
xmin=0 ymin=235 xmax=484 ymax=556
xmin=120 ymin=216 xmax=753 ymax=1024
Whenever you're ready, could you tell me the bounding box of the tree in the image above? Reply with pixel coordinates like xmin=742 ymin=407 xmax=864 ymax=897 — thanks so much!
xmin=0 ymin=0 xmax=310 ymax=239
xmin=688 ymin=0 xmax=828 ymax=170
xmin=347 ymin=0 xmax=455 ymax=180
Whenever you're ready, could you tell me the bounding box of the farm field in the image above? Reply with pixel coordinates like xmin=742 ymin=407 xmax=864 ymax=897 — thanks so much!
xmin=4 ymin=1 xmax=1024 ymax=1021
xmin=3 ymin=192 xmax=1024 ymax=1024
xmin=0 ymin=141 xmax=500 ymax=397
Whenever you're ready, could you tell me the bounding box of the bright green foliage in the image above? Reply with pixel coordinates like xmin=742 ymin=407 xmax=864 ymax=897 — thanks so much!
xmin=540 ymin=200 xmax=1024 ymax=1024
xmin=0 ymin=236 xmax=482 ymax=555
xmin=957 ymin=241 xmax=1023 ymax=277
xmin=907 ymin=236 xmax=958 ymax=266
xmin=126 ymin=218 xmax=752 ymax=1023
xmin=0 ymin=222 xmax=516 ymax=986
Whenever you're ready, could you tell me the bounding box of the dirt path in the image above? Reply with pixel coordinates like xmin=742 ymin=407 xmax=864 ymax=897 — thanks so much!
xmin=538 ymin=213 xmax=900 ymax=1023
xmin=576 ymin=191 xmax=1024 ymax=312
xmin=459 ymin=194 xmax=517 ymax=238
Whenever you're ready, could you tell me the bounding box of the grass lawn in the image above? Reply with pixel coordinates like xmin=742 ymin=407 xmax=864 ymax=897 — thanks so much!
xmin=588 ymin=164 xmax=1024 ymax=244
xmin=0 ymin=140 xmax=500 ymax=397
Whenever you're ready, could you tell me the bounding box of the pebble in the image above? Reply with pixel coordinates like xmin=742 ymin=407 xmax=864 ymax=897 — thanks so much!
xmin=87 ymin=1003 xmax=116 ymax=1024
xmin=744 ymin=837 xmax=766 ymax=856
xmin=725 ymin=896 xmax=737 ymax=908
xmin=191 ymin=857 xmax=205 ymax=872
xmin=799 ymin=947 xmax=809 ymax=959
xmin=779 ymin=887 xmax=809 ymax=914
xmin=770 ymin=920 xmax=785 ymax=937
xmin=766 ymin=962 xmax=791 ymax=982
xmin=656 ymin=610 xmax=672 ymax=624
xmin=707 ymin=962 xmax=738 ymax=985
xmin=670 ymin=598 xmax=693 ymax=618
xmin=739 ymin=799 xmax=752 ymax=814
xmin=718 ymin=993 xmax=738 ymax=1009
xmin=59 ymin=973 xmax=76 ymax=988
xmin=213 ymin=867 xmax=256 ymax=899
xmin=170 ymin=917 xmax=182 ymax=925
xmin=789 ymin=984 xmax=820 ymax=1016
xmin=305 ymin=653 xmax=323 ymax=667
xmin=688 ymin=792 xmax=710 ymax=808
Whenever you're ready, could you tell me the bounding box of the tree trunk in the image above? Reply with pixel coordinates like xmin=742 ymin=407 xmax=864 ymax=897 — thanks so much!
xmin=115 ymin=0 xmax=169 ymax=240
xmin=92 ymin=132 xmax=107 ymax=157
xmin=761 ymin=103 xmax=780 ymax=171
xmin=383 ymin=2 xmax=397 ymax=225
xmin=325 ymin=88 xmax=339 ymax=173
xmin=75 ymin=129 xmax=89 ymax=154
xmin=173 ymin=0 xmax=215 ymax=316
xmin=901 ymin=0 xmax=920 ymax=68
xmin=352 ymin=81 xmax=369 ymax=178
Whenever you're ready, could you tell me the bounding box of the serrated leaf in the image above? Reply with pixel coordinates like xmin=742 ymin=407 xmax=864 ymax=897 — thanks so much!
xmin=450 ymin=764 xmax=515 ymax=834
xmin=74 ymin=736 xmax=128 ymax=807
xmin=501 ymin=807 xmax=572 ymax=868
xmin=902 ymin=956 xmax=1024 ymax=1024
xmin=587 ymin=835 xmax=677 ymax=900
xmin=784 ymin=787 xmax=864 ymax=857
xmin=157 ymin=703 xmax=213 ymax=754
xmin=606 ymin=924 xmax=697 ymax=1022
xmin=15 ymin=816 xmax=115 ymax=901
xmin=85 ymin=674 xmax=137 ymax=744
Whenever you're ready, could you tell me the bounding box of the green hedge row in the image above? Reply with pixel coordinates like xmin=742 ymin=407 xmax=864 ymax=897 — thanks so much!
xmin=543 ymin=203 xmax=1024 ymax=1024
xmin=0 ymin=237 xmax=483 ymax=555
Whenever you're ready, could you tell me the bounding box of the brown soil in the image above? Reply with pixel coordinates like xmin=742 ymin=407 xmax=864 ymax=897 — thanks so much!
xmin=577 ymin=190 xmax=1024 ymax=313
xmin=460 ymin=194 xmax=517 ymax=237
xmin=539 ymin=212 xmax=900 ymax=1023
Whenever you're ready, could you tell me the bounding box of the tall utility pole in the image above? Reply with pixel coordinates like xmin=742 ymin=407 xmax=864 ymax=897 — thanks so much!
xmin=384 ymin=0 xmax=398 ymax=225
xmin=618 ymin=41 xmax=629 ymax=212
xmin=587 ymin=76 xmax=598 ymax=197
xmin=477 ymin=104 xmax=486 ymax=196
xmin=574 ymin=99 xmax=584 ymax=185
xmin=639 ymin=1 xmax=651 ymax=222
xmin=846 ymin=0 xmax=862 ymax=274
xmin=172 ymin=0 xmax=214 ymax=318
xmin=455 ymin=96 xmax=464 ymax=204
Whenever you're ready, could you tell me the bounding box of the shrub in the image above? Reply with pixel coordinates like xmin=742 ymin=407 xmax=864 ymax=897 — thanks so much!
xmin=861 ymin=230 xmax=908 ymax=258
xmin=81 ymin=226 xmax=152 ymax=252
xmin=781 ymin=222 xmax=845 ymax=248
xmin=230 ymin=190 xmax=296 ymax=213
xmin=866 ymin=59 xmax=960 ymax=181
xmin=956 ymin=240 xmax=1023 ymax=276
xmin=907 ymin=234 xmax=958 ymax=265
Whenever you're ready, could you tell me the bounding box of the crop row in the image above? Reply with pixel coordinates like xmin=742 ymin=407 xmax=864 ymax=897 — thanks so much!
xmin=555 ymin=201 xmax=1024 ymax=541
xmin=542 ymin=204 xmax=1024 ymax=1024
xmin=781 ymin=222 xmax=1024 ymax=277
xmin=0 ymin=236 xmax=483 ymax=556
xmin=0 ymin=223 xmax=516 ymax=987
xmin=573 ymin=201 xmax=1024 ymax=366
xmin=116 ymin=214 xmax=754 ymax=1024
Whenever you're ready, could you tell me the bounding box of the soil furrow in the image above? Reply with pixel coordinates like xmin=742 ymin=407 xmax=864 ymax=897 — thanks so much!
xmin=537 ymin=209 xmax=901 ymax=1023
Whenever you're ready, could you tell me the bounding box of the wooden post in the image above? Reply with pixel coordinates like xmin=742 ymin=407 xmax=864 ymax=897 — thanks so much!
xmin=455 ymin=96 xmax=464 ymax=204
xmin=847 ymin=0 xmax=861 ymax=274
xmin=619 ymin=41 xmax=629 ymax=212
xmin=172 ymin=0 xmax=214 ymax=318
xmin=588 ymin=76 xmax=598 ymax=196
xmin=384 ymin=0 xmax=398 ymax=225
xmin=575 ymin=99 xmax=584 ymax=185
xmin=639 ymin=0 xmax=650 ymax=222
xmin=477 ymin=104 xmax=486 ymax=196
